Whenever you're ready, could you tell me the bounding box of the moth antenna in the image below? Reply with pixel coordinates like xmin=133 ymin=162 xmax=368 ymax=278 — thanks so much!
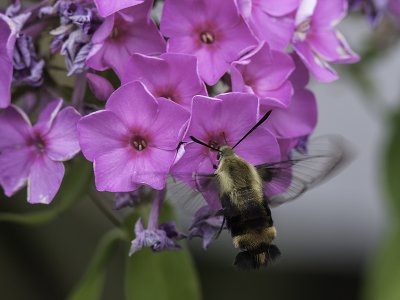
xmin=232 ymin=110 xmax=272 ymax=149
xmin=214 ymin=216 xmax=226 ymax=240
xmin=176 ymin=141 xmax=187 ymax=150
xmin=190 ymin=136 xmax=221 ymax=152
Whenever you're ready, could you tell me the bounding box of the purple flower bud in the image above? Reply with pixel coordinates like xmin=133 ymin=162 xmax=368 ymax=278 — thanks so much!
xmin=129 ymin=189 xmax=186 ymax=255
xmin=86 ymin=73 xmax=114 ymax=101
xmin=189 ymin=205 xmax=224 ymax=249
xmin=43 ymin=0 xmax=102 ymax=75
xmin=129 ymin=219 xmax=186 ymax=255
xmin=6 ymin=0 xmax=22 ymax=17
xmin=12 ymin=34 xmax=45 ymax=87
xmin=349 ymin=0 xmax=387 ymax=26
xmin=295 ymin=135 xmax=310 ymax=154
xmin=60 ymin=30 xmax=92 ymax=76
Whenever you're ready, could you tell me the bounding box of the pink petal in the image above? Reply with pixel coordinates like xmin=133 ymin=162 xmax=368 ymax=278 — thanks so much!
xmin=202 ymin=0 xmax=245 ymax=28
xmin=234 ymin=127 xmax=281 ymax=165
xmin=195 ymin=46 xmax=229 ymax=85
xmin=28 ymin=155 xmax=64 ymax=204
xmin=106 ymin=81 xmax=159 ymax=130
xmin=307 ymin=29 xmax=359 ymax=63
xmin=218 ymin=19 xmax=258 ymax=62
xmin=265 ymin=89 xmax=317 ymax=139
xmin=122 ymin=18 xmax=166 ymax=56
xmin=293 ymin=41 xmax=338 ymax=82
xmin=94 ymin=146 xmax=175 ymax=192
xmin=93 ymin=147 xmax=141 ymax=192
xmin=86 ymin=43 xmax=108 ymax=71
xmin=217 ymin=93 xmax=260 ymax=142
xmin=94 ymin=0 xmax=145 ymax=17
xmin=160 ymin=53 xmax=207 ymax=107
xmin=171 ymin=143 xmax=209 ymax=180
xmin=119 ymin=53 xmax=169 ymax=87
xmin=147 ymin=97 xmax=190 ymax=150
xmin=122 ymin=53 xmax=207 ymax=110
xmin=236 ymin=0 xmax=252 ymax=18
xmin=258 ymin=81 xmax=294 ymax=109
xmin=257 ymin=0 xmax=300 ymax=16
xmin=102 ymin=41 xmax=132 ymax=75
xmin=91 ymin=14 xmax=115 ymax=44
xmin=130 ymin=147 xmax=176 ymax=190
xmin=250 ymin=8 xmax=294 ymax=50
xmin=0 ymin=105 xmax=32 ymax=149
xmin=161 ymin=0 xmax=206 ymax=36
xmin=0 ymin=147 xmax=35 ymax=197
xmin=290 ymin=52 xmax=310 ymax=90
xmin=231 ymin=43 xmax=294 ymax=107
xmin=312 ymin=0 xmax=347 ymax=28
xmin=186 ymin=95 xmax=223 ymax=141
xmin=86 ymin=73 xmax=115 ymax=101
xmin=34 ymin=99 xmax=63 ymax=135
xmin=295 ymin=0 xmax=317 ymax=26
xmin=44 ymin=107 xmax=81 ymax=161
xmin=78 ymin=110 xmax=130 ymax=161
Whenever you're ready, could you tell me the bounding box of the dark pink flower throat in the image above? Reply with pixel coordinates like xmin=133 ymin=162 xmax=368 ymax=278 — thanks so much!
xmin=200 ymin=31 xmax=215 ymax=44
xmin=131 ymin=135 xmax=147 ymax=151
xmin=29 ymin=133 xmax=46 ymax=152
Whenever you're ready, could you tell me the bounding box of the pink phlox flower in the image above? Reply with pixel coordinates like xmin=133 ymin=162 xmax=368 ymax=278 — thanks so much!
xmin=261 ymin=53 xmax=317 ymax=143
xmin=118 ymin=53 xmax=207 ymax=110
xmin=93 ymin=0 xmax=145 ymax=17
xmin=78 ymin=81 xmax=190 ymax=192
xmin=292 ymin=0 xmax=360 ymax=82
xmin=86 ymin=0 xmax=166 ymax=74
xmin=0 ymin=99 xmax=81 ymax=204
xmin=160 ymin=0 xmax=258 ymax=85
xmin=231 ymin=42 xmax=295 ymax=109
xmin=236 ymin=0 xmax=300 ymax=50
xmin=172 ymin=92 xmax=280 ymax=208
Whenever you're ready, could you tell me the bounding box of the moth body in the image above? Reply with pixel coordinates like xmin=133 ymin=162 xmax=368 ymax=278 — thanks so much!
xmin=216 ymin=145 xmax=280 ymax=269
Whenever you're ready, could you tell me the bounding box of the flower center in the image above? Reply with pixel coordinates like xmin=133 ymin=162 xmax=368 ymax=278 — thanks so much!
xmin=131 ymin=136 xmax=147 ymax=151
xmin=208 ymin=140 xmax=220 ymax=149
xmin=200 ymin=31 xmax=215 ymax=44
xmin=32 ymin=134 xmax=46 ymax=152
xmin=110 ymin=27 xmax=119 ymax=39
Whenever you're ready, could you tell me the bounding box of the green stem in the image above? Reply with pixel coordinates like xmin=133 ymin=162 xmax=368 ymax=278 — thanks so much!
xmin=88 ymin=188 xmax=122 ymax=227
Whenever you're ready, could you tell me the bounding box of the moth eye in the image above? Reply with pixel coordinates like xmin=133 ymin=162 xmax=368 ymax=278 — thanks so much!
xmin=217 ymin=153 xmax=221 ymax=161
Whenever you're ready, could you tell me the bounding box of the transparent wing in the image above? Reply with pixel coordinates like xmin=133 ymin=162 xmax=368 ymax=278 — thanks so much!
xmin=166 ymin=173 xmax=220 ymax=215
xmin=257 ymin=135 xmax=355 ymax=207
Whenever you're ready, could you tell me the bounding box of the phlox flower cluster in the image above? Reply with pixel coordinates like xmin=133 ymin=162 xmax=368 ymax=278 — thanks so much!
xmin=0 ymin=0 xmax=360 ymax=253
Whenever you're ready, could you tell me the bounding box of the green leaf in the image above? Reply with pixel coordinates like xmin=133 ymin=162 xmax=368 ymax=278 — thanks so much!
xmin=68 ymin=228 xmax=128 ymax=300
xmin=384 ymin=111 xmax=400 ymax=216
xmin=363 ymin=229 xmax=400 ymax=300
xmin=124 ymin=204 xmax=201 ymax=300
xmin=0 ymin=156 xmax=92 ymax=224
